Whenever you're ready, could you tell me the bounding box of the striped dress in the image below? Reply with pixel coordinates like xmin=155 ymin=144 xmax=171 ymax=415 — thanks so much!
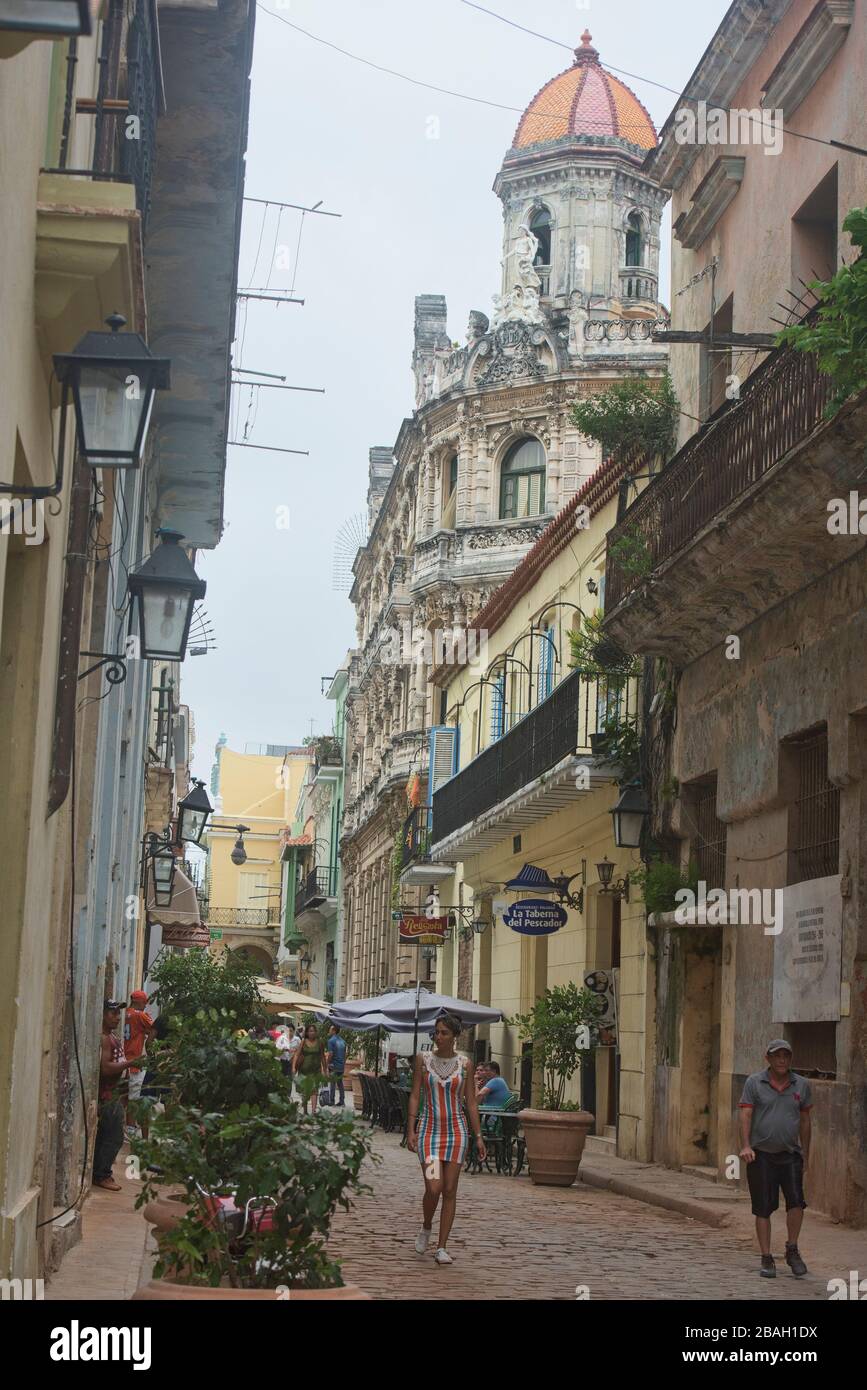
xmin=417 ymin=1051 xmax=469 ymax=1168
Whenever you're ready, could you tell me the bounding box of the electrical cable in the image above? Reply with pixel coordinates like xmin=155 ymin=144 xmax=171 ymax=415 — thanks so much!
xmin=256 ymin=4 xmax=867 ymax=159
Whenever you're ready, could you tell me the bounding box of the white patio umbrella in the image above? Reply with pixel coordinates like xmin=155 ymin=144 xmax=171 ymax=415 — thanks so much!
xmin=326 ymin=986 xmax=502 ymax=1054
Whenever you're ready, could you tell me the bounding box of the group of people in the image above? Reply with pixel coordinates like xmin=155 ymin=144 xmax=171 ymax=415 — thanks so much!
xmin=262 ymin=1020 xmax=347 ymax=1114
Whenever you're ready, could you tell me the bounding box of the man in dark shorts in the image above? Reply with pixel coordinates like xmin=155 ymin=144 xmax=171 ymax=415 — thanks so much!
xmin=738 ymin=1040 xmax=812 ymax=1279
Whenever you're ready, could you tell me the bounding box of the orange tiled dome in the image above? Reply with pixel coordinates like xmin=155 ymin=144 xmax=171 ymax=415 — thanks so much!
xmin=513 ymin=31 xmax=656 ymax=152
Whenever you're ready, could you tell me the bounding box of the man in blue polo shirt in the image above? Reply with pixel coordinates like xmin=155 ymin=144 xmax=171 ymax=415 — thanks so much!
xmin=326 ymin=1024 xmax=347 ymax=1106
xmin=477 ymin=1061 xmax=511 ymax=1109
xmin=738 ymin=1040 xmax=812 ymax=1280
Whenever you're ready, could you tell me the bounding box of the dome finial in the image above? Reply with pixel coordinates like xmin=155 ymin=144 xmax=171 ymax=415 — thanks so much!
xmin=574 ymin=29 xmax=598 ymax=63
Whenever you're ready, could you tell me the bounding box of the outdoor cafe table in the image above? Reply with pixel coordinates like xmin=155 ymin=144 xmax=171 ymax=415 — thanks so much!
xmin=465 ymin=1105 xmax=524 ymax=1176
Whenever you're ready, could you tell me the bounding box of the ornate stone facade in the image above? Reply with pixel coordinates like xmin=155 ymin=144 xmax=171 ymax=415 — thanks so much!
xmin=338 ymin=35 xmax=669 ymax=1000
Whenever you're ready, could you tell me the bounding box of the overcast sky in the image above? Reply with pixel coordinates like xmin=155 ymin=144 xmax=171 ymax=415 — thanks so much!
xmin=182 ymin=0 xmax=730 ymax=786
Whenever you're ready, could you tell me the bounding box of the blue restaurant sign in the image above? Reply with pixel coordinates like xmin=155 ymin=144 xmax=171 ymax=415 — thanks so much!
xmin=503 ymin=898 xmax=568 ymax=936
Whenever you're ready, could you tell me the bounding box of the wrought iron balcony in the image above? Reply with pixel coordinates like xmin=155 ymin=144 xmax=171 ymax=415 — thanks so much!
xmin=50 ymin=0 xmax=162 ymax=235
xmin=296 ymin=865 xmax=338 ymax=913
xmin=402 ymin=806 xmax=431 ymax=868
xmin=431 ymin=668 xmax=637 ymax=845
xmin=205 ymin=907 xmax=281 ymax=928
xmin=604 ymin=325 xmax=833 ymax=618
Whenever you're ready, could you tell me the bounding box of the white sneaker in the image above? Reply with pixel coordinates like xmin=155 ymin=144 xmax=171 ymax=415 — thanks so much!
xmin=414 ymin=1227 xmax=432 ymax=1254
xmin=435 ymin=1248 xmax=453 ymax=1265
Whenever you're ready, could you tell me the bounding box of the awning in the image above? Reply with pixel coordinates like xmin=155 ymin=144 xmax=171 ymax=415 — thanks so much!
xmin=256 ymin=980 xmax=332 ymax=1013
xmin=146 ymin=867 xmax=209 ymax=947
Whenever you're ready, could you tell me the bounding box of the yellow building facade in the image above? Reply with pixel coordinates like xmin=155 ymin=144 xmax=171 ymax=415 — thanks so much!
xmin=428 ymin=466 xmax=653 ymax=1159
xmin=205 ymin=744 xmax=311 ymax=974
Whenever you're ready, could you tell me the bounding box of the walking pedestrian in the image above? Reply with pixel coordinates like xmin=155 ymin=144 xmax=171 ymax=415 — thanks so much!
xmin=276 ymin=1022 xmax=301 ymax=1085
xmin=738 ymin=1039 xmax=812 ymax=1279
xmin=93 ymin=1000 xmax=138 ymax=1192
xmin=326 ymin=1023 xmax=347 ymax=1106
xmin=407 ymin=1012 xmax=486 ymax=1265
xmin=124 ymin=990 xmax=155 ymax=1139
xmin=293 ymin=1023 xmax=327 ymax=1113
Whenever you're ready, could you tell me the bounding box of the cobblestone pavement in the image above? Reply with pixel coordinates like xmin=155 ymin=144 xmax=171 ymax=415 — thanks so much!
xmin=328 ymin=1130 xmax=844 ymax=1302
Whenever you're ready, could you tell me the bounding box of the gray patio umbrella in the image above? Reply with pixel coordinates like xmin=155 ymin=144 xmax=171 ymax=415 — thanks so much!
xmin=326 ymin=986 xmax=503 ymax=1057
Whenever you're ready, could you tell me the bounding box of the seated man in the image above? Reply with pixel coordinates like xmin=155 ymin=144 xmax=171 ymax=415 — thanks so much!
xmin=477 ymin=1061 xmax=511 ymax=1110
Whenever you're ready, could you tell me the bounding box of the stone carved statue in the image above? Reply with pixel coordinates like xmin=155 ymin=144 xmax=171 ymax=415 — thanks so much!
xmin=467 ymin=309 xmax=490 ymax=344
xmin=493 ymin=224 xmax=545 ymax=328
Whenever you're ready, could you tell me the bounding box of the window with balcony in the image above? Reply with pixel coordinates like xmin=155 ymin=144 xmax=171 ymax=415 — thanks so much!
xmin=500 ymin=437 xmax=546 ymax=519
xmin=791 ymin=165 xmax=837 ymax=296
xmin=490 ymin=668 xmax=506 ymax=743
xmin=625 ymin=211 xmax=642 ymax=267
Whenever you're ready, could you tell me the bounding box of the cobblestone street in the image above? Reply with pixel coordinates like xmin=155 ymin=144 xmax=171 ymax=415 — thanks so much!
xmin=329 ymin=1129 xmax=858 ymax=1302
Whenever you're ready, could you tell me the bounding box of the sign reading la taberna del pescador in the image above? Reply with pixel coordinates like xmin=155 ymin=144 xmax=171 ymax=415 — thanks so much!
xmin=398 ymin=914 xmax=449 ymax=945
xmin=503 ymin=898 xmax=567 ymax=936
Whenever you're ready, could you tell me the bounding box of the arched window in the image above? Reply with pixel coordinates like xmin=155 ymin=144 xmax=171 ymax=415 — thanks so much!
xmin=500 ymin=437 xmax=546 ymax=520
xmin=625 ymin=212 xmax=642 ymax=267
xmin=529 ymin=207 xmax=552 ymax=266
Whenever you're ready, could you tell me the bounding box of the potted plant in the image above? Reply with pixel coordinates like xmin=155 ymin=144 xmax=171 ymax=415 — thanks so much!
xmin=132 ymin=1076 xmax=374 ymax=1299
xmin=509 ymin=983 xmax=604 ymax=1187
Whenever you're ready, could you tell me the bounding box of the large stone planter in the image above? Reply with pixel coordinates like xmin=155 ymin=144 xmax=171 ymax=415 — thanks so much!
xmin=132 ymin=1279 xmax=370 ymax=1301
xmin=520 ymin=1108 xmax=594 ymax=1187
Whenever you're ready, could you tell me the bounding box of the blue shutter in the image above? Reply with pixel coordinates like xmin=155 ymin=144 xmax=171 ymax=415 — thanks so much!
xmin=490 ymin=672 xmax=505 ymax=743
xmin=536 ymin=629 xmax=554 ymax=703
xmin=428 ymin=725 xmax=460 ymax=804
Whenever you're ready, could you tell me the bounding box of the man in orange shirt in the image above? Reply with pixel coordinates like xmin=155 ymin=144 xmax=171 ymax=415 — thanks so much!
xmin=124 ymin=990 xmax=155 ymax=1137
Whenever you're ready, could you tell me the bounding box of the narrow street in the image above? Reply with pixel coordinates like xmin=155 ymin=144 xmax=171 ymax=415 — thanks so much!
xmin=330 ymin=1129 xmax=848 ymax=1302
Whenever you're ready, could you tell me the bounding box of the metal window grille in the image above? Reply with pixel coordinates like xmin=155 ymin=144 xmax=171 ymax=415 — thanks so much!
xmin=793 ymin=732 xmax=839 ymax=883
xmin=693 ymin=781 xmax=727 ymax=890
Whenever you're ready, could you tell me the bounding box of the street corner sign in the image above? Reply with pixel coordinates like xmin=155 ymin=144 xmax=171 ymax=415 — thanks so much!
xmin=503 ymin=898 xmax=567 ymax=936
xmin=398 ymin=914 xmax=448 ymax=945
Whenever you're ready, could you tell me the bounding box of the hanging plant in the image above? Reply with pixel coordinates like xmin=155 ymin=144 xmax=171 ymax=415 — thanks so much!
xmin=776 ymin=205 xmax=867 ymax=418
xmin=569 ymin=609 xmax=640 ymax=685
xmin=570 ymin=372 xmax=680 ymax=462
xmin=629 ymin=858 xmax=699 ymax=916
xmin=608 ymin=526 xmax=653 ymax=580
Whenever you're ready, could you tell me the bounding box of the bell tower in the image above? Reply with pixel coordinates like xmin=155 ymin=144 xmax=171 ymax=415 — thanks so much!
xmin=493 ymin=32 xmax=667 ymax=323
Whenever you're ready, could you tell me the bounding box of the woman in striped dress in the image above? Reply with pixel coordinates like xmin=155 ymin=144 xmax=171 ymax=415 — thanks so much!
xmin=407 ymin=1013 xmax=486 ymax=1264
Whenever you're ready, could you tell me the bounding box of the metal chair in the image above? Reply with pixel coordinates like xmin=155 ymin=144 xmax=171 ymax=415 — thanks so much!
xmin=359 ymin=1072 xmax=375 ymax=1123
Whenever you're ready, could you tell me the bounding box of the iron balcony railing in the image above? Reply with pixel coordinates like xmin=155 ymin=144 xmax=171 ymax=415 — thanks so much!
xmin=605 ymin=323 xmax=833 ymax=614
xmin=205 ymin=907 xmax=281 ymax=928
xmin=296 ymin=865 xmax=338 ymax=913
xmin=52 ymin=0 xmax=162 ymax=235
xmin=402 ymin=806 xmax=432 ymax=868
xmin=431 ymin=668 xmax=638 ymax=844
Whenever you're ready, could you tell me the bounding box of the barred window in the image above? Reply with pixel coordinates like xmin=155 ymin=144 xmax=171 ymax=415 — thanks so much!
xmin=691 ymin=778 xmax=727 ymax=891
xmin=788 ymin=728 xmax=840 ymax=884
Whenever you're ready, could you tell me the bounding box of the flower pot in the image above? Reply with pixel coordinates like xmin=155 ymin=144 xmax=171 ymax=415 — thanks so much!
xmin=142 ymin=1193 xmax=189 ymax=1235
xmin=519 ymin=1108 xmax=594 ymax=1187
xmin=589 ymin=732 xmax=608 ymax=756
xmin=131 ymin=1278 xmax=371 ymax=1301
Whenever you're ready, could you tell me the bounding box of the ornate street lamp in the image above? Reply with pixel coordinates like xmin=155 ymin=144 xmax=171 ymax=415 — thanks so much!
xmin=176 ymin=779 xmax=213 ymax=845
xmin=146 ymin=830 xmax=177 ymax=908
xmin=230 ymin=825 xmax=250 ymax=866
xmin=53 ymin=313 xmax=170 ymax=469
xmin=596 ymin=856 xmax=630 ymax=902
xmin=610 ymin=782 xmax=650 ymax=849
xmin=127 ymin=529 xmax=207 ymax=662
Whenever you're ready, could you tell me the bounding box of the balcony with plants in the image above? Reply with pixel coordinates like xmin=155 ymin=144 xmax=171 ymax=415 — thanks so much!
xmin=603 ymin=210 xmax=867 ymax=664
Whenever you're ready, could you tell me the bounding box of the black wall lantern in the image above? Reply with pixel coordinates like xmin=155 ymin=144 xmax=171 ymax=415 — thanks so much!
xmin=610 ymin=782 xmax=650 ymax=850
xmin=596 ymin=856 xmax=630 ymax=902
xmin=127 ymin=529 xmax=207 ymax=662
xmin=145 ymin=829 xmax=177 ymax=908
xmin=177 ymin=779 xmax=213 ymax=846
xmin=53 ymin=313 xmax=170 ymax=469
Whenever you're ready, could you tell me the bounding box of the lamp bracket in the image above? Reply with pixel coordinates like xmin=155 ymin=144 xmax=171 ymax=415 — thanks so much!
xmin=78 ymin=651 xmax=128 ymax=685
